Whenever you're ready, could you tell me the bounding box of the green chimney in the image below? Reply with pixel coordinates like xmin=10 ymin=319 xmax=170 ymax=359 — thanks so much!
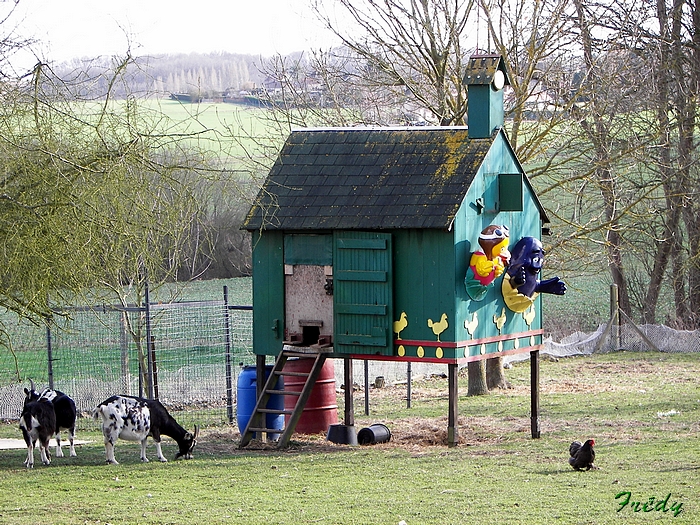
xmin=463 ymin=55 xmax=510 ymax=139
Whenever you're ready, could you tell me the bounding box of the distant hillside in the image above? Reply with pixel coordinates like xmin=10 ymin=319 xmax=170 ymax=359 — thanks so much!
xmin=54 ymin=52 xmax=270 ymax=99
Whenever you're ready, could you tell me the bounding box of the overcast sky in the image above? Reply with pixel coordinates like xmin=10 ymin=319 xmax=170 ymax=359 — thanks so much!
xmin=6 ymin=0 xmax=339 ymax=70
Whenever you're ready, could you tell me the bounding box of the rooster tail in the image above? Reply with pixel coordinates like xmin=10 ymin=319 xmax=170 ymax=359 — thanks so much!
xmin=569 ymin=440 xmax=582 ymax=457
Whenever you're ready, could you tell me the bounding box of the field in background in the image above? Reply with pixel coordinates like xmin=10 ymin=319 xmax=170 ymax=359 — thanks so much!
xmin=541 ymin=274 xmax=610 ymax=336
xmin=142 ymin=99 xmax=281 ymax=162
xmin=155 ymin=276 xmax=252 ymax=304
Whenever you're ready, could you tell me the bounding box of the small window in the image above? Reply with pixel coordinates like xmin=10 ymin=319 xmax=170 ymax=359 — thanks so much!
xmin=499 ymin=173 xmax=523 ymax=212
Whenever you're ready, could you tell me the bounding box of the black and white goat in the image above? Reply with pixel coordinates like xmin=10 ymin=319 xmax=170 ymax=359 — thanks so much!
xmin=93 ymin=395 xmax=198 ymax=465
xmin=19 ymin=398 xmax=56 ymax=468
xmin=24 ymin=381 xmax=77 ymax=458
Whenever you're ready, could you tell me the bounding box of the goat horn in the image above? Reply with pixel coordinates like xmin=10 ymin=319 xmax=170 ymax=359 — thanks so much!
xmin=29 ymin=379 xmax=35 ymax=392
xmin=193 ymin=425 xmax=199 ymax=439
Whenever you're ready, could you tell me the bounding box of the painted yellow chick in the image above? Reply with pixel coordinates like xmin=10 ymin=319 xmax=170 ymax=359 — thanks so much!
xmin=464 ymin=311 xmax=478 ymax=338
xmin=493 ymin=307 xmax=507 ymax=333
xmin=523 ymin=304 xmax=536 ymax=328
xmin=428 ymin=313 xmax=448 ymax=342
xmin=393 ymin=312 xmax=408 ymax=339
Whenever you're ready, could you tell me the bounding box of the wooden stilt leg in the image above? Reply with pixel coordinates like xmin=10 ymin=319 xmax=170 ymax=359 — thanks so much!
xmin=255 ymin=354 xmax=266 ymax=441
xmin=447 ymin=363 xmax=458 ymax=447
xmin=344 ymin=358 xmax=354 ymax=427
xmin=530 ymin=350 xmax=540 ymax=439
xmin=255 ymin=355 xmax=266 ymax=400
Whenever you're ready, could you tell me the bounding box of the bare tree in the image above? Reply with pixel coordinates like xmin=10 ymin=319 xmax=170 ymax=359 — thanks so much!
xmin=309 ymin=0 xmax=474 ymax=125
xmin=637 ymin=0 xmax=700 ymax=327
xmin=480 ymin=0 xmax=579 ymax=152
xmin=0 ymin=53 xmax=228 ymax=394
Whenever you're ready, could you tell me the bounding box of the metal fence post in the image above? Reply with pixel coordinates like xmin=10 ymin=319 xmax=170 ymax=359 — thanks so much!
xmin=364 ymin=360 xmax=369 ymax=415
xmin=145 ymin=282 xmax=154 ymax=400
xmin=120 ymin=310 xmax=131 ymax=395
xmin=406 ymin=361 xmax=412 ymax=408
xmin=46 ymin=320 xmax=54 ymax=390
xmin=224 ymin=286 xmax=234 ymax=423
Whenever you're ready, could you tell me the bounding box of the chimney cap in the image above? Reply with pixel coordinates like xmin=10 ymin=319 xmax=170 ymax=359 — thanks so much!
xmin=463 ymin=54 xmax=510 ymax=88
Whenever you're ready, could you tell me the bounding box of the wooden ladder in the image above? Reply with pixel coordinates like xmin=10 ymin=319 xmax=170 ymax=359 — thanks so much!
xmin=239 ymin=349 xmax=328 ymax=449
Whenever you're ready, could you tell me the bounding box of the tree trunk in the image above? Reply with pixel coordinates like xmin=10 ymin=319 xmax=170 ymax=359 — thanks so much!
xmin=682 ymin=207 xmax=700 ymax=328
xmin=687 ymin=0 xmax=700 ymax=327
xmin=573 ymin=0 xmax=632 ymax=319
xmin=486 ymin=357 xmax=509 ymax=390
xmin=467 ymin=361 xmax=488 ymax=396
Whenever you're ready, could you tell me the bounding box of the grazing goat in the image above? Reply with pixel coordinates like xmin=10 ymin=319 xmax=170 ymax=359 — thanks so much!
xmin=19 ymin=399 xmax=56 ymax=468
xmin=24 ymin=381 xmax=77 ymax=458
xmin=93 ymin=395 xmax=198 ymax=465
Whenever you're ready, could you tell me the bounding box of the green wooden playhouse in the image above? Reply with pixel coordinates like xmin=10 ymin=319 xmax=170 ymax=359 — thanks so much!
xmin=240 ymin=55 xmax=550 ymax=447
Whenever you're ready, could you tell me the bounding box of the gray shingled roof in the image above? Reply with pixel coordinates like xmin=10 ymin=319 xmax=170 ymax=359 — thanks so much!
xmin=242 ymin=127 xmax=496 ymax=231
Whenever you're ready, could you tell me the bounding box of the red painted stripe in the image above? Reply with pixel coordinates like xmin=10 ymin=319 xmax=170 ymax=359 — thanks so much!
xmin=349 ymin=343 xmax=543 ymax=364
xmin=394 ymin=329 xmax=544 ymax=348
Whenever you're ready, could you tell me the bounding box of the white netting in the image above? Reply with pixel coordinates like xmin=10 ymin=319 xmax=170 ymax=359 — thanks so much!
xmin=504 ymin=322 xmax=700 ymax=365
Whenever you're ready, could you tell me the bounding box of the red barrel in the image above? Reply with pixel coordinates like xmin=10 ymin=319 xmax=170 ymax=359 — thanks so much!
xmin=283 ymin=357 xmax=339 ymax=434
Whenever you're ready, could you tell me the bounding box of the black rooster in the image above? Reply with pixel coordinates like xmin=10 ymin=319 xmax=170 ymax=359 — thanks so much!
xmin=569 ymin=439 xmax=596 ymax=471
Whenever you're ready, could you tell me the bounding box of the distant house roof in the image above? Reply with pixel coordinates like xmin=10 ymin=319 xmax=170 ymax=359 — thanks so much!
xmin=242 ymin=127 xmax=528 ymax=231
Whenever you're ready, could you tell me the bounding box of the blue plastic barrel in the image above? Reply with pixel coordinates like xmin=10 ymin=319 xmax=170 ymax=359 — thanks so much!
xmin=237 ymin=365 xmax=284 ymax=438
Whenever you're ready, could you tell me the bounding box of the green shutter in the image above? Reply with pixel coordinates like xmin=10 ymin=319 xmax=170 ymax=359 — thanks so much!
xmin=333 ymin=231 xmax=393 ymax=355
xmin=499 ymin=173 xmax=523 ymax=211
xmin=252 ymin=231 xmax=285 ymax=356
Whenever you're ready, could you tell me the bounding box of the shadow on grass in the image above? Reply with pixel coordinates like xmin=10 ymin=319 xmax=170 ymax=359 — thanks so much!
xmin=657 ymin=465 xmax=700 ymax=473
xmin=532 ymin=467 xmax=585 ymax=476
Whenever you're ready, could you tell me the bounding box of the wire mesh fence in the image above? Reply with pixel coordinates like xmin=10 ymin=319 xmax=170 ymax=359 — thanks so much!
xmin=0 ymin=299 xmax=255 ymax=431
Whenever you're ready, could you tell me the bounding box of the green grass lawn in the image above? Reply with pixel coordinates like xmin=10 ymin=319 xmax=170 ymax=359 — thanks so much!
xmin=1 ymin=350 xmax=697 ymax=524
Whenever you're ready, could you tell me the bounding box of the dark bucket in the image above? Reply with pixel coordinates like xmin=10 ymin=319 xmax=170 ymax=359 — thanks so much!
xmin=327 ymin=424 xmax=358 ymax=445
xmin=357 ymin=423 xmax=391 ymax=445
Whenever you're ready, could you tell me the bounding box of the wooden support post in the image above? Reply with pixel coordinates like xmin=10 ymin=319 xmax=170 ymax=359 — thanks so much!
xmin=610 ymin=284 xmax=620 ymax=350
xmin=254 ymin=354 xmax=266 ymax=438
xmin=530 ymin=349 xmax=540 ymax=438
xmin=344 ymin=357 xmax=354 ymax=427
xmin=447 ymin=363 xmax=458 ymax=447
